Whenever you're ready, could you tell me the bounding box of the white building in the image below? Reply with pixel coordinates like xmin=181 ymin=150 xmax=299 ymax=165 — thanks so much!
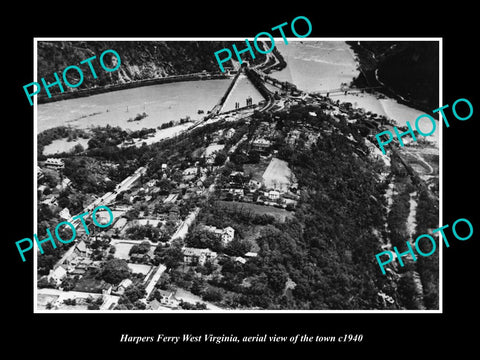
xmin=221 ymin=226 xmax=235 ymax=244
xmin=224 ymin=128 xmax=236 ymax=139
xmin=267 ymin=190 xmax=280 ymax=200
xmin=235 ymin=256 xmax=247 ymax=264
xmin=48 ymin=266 xmax=67 ymax=285
xmin=203 ymin=225 xmax=235 ymax=245
xmin=183 ymin=167 xmax=198 ymax=181
xmin=45 ymin=158 xmax=65 ymax=170
xmin=252 ymin=138 xmax=271 ymax=151
xmin=59 ymin=207 xmax=71 ymax=220
xmin=182 ymin=247 xmax=217 ymax=266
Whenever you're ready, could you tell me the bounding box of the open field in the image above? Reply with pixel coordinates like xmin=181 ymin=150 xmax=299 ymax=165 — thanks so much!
xmin=113 ymin=243 xmax=135 ymax=260
xmin=262 ymin=157 xmax=295 ymax=191
xmin=217 ymin=200 xmax=294 ymax=222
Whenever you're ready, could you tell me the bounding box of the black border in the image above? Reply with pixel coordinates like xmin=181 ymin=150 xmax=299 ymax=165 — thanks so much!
xmin=6 ymin=5 xmax=478 ymax=355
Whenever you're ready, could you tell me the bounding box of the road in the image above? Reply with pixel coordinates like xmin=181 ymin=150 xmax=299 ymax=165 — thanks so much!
xmin=69 ymin=166 xmax=147 ymax=227
xmin=144 ymin=264 xmax=167 ymax=298
xmin=170 ymin=207 xmax=200 ymax=242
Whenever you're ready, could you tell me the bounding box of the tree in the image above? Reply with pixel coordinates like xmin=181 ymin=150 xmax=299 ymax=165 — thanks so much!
xmin=185 ymin=228 xmax=222 ymax=252
xmin=63 ymin=298 xmax=77 ymax=306
xmin=98 ymin=259 xmax=130 ymax=285
xmin=248 ymin=150 xmax=260 ymax=164
xmin=155 ymin=245 xmax=183 ymax=269
xmin=60 ymin=276 xmax=77 ymax=291
xmin=38 ymin=276 xmax=56 ymax=289
xmin=214 ymin=151 xmax=228 ymax=166
xmin=224 ymin=239 xmax=251 ymax=256
xmin=202 ymin=287 xmax=223 ymax=302
xmin=398 ymin=273 xmax=420 ymax=309
xmin=191 ymin=277 xmax=206 ymax=295
xmin=129 ymin=241 xmax=151 ymax=255
xmin=72 ymin=143 xmax=84 ymax=153
xmin=123 ymin=284 xmax=146 ymax=303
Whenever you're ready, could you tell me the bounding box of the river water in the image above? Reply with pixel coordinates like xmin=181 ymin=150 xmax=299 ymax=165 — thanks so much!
xmin=38 ymin=40 xmax=439 ymax=155
xmin=38 ymin=78 xmax=263 ymax=131
xmin=38 ymin=77 xmax=263 ymax=154
xmin=271 ymin=40 xmax=439 ymax=146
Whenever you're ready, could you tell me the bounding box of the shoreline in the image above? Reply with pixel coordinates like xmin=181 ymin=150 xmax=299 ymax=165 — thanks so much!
xmin=346 ymin=41 xmax=438 ymax=114
xmin=37 ymin=46 xmax=287 ymax=106
xmin=37 ymin=72 xmax=233 ymax=105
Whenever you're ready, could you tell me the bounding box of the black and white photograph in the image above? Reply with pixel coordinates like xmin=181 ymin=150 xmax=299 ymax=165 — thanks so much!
xmin=33 ymin=38 xmax=441 ymax=312
xmin=5 ymin=6 xmax=478 ymax=355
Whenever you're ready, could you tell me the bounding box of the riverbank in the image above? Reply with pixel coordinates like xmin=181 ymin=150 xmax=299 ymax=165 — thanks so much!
xmin=346 ymin=41 xmax=439 ymax=114
xmin=38 ymin=72 xmax=233 ymax=104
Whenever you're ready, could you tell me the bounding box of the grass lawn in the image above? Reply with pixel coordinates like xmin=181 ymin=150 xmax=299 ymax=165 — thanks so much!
xmin=114 ymin=243 xmax=135 ymax=260
xmin=74 ymin=276 xmax=105 ymax=293
xmin=217 ymin=200 xmax=294 ymax=222
xmin=243 ymin=157 xmax=270 ymax=182
xmin=127 ymin=263 xmax=152 ymax=276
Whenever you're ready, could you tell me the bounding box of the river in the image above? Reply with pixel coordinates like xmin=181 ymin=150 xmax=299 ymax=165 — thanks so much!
xmin=38 ymin=76 xmax=263 ymax=154
xmin=39 ymin=40 xmax=439 ymax=155
xmin=271 ymin=40 xmax=439 ymax=146
xmin=38 ymin=78 xmax=263 ymax=133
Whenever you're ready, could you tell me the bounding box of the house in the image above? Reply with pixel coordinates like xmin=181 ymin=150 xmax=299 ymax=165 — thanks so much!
xmin=203 ymin=225 xmax=223 ymax=236
xmin=48 ymin=266 xmax=67 ymax=285
xmin=45 ymin=158 xmax=65 ymax=170
xmin=70 ymin=267 xmax=87 ymax=276
xmin=59 ymin=207 xmax=71 ymax=220
xmin=182 ymin=167 xmax=198 ymax=181
xmin=224 ymin=128 xmax=235 ymax=139
xmin=74 ymin=240 xmax=89 ymax=257
xmin=235 ymin=256 xmax=247 ymax=264
xmin=267 ymin=190 xmax=280 ymax=201
xmin=61 ymin=177 xmax=72 ymax=189
xmin=251 ymin=138 xmax=271 ymax=151
xmin=37 ymin=166 xmax=44 ymax=181
xmin=245 ymin=252 xmax=258 ymax=258
xmin=148 ymin=299 xmax=162 ymax=310
xmin=41 ymin=196 xmax=58 ymax=207
xmin=221 ymin=226 xmax=235 ymax=244
xmin=203 ymin=225 xmax=235 ymax=244
xmin=182 ymin=247 xmax=217 ymax=266
xmin=228 ymin=188 xmax=244 ymax=197
xmin=158 ymin=290 xmax=175 ymax=305
xmin=113 ymin=278 xmax=133 ymax=296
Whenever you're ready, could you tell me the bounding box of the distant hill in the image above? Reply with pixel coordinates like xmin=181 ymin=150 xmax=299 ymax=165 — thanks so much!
xmin=36 ymin=40 xmax=269 ymax=100
xmin=347 ymin=41 xmax=439 ymax=112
